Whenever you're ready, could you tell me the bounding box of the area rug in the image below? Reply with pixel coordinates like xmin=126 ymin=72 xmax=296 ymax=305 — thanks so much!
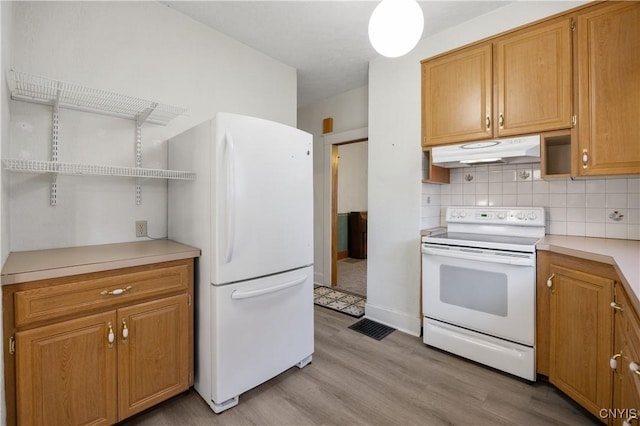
xmin=314 ymin=286 xmax=365 ymax=318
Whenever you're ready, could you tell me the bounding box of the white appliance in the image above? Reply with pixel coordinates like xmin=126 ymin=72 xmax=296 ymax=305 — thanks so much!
xmin=422 ymin=206 xmax=545 ymax=381
xmin=431 ymin=134 xmax=540 ymax=168
xmin=168 ymin=112 xmax=314 ymax=413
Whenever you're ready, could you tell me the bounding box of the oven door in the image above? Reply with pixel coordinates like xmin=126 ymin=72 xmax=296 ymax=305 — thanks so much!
xmin=421 ymin=242 xmax=535 ymax=345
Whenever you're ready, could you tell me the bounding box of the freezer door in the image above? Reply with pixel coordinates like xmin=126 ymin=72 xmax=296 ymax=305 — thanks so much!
xmin=211 ymin=113 xmax=313 ymax=285
xmin=210 ymin=266 xmax=314 ymax=404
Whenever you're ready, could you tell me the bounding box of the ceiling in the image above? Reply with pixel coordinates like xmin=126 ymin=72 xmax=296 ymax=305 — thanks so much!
xmin=162 ymin=1 xmax=511 ymax=107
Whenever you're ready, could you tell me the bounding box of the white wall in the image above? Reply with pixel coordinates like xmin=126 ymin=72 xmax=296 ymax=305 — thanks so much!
xmin=367 ymin=1 xmax=587 ymax=335
xmin=298 ymin=86 xmax=368 ymax=285
xmin=7 ymin=1 xmax=296 ymax=251
xmin=0 ymin=1 xmax=12 ymax=422
xmin=337 ymin=142 xmax=368 ymax=214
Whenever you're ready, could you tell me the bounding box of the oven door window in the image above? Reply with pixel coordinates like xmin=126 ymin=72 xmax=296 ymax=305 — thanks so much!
xmin=440 ymin=265 xmax=507 ymax=317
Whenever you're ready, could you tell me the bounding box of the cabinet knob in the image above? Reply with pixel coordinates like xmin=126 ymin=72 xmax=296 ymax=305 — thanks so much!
xmin=122 ymin=319 xmax=129 ymax=342
xmin=630 ymin=362 xmax=640 ymax=376
xmin=611 ymin=302 xmax=624 ymax=312
xmin=582 ymin=150 xmax=589 ymax=168
xmin=107 ymin=322 xmax=115 ymax=348
xmin=499 ymin=113 xmax=504 ymax=128
xmin=546 ymin=274 xmax=555 ymax=288
xmin=610 ymin=353 xmax=621 ymax=369
xmin=623 ymin=414 xmax=638 ymax=426
xmin=485 ymin=115 xmax=491 ymax=130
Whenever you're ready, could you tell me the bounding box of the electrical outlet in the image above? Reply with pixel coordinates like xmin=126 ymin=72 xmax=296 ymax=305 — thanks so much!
xmin=135 ymin=220 xmax=148 ymax=238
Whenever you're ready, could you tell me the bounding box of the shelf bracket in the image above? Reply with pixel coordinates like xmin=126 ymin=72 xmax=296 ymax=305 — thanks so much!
xmin=134 ymin=104 xmax=157 ymax=205
xmin=50 ymin=84 xmax=62 ymax=206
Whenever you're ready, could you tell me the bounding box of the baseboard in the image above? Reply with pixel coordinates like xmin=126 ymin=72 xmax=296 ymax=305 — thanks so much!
xmin=314 ymin=271 xmax=325 ymax=286
xmin=337 ymin=250 xmax=349 ymax=260
xmin=364 ymin=302 xmax=421 ymax=337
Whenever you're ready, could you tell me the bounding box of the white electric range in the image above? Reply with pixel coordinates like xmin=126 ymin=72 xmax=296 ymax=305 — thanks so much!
xmin=421 ymin=206 xmax=546 ymax=381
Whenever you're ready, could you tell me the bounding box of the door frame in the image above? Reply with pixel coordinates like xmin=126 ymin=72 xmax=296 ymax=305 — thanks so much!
xmin=323 ymin=128 xmax=368 ymax=287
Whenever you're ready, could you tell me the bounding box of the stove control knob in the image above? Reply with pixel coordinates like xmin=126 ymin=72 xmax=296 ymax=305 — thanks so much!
xmin=527 ymin=212 xmax=537 ymax=221
xmin=450 ymin=211 xmax=459 ymax=218
xmin=459 ymin=211 xmax=467 ymax=218
xmin=516 ymin=212 xmax=526 ymax=220
xmin=497 ymin=212 xmax=507 ymax=220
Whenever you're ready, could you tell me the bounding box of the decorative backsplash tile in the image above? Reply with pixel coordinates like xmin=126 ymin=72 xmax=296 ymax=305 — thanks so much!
xmin=421 ymin=163 xmax=640 ymax=240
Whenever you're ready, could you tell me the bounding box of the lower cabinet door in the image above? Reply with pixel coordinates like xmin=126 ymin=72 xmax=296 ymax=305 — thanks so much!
xmin=117 ymin=294 xmax=190 ymax=420
xmin=549 ymin=264 xmax=614 ymax=419
xmin=15 ymin=311 xmax=118 ymax=426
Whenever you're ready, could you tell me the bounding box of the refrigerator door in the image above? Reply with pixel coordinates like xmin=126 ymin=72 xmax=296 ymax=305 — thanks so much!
xmin=211 ymin=113 xmax=313 ymax=285
xmin=211 ymin=266 xmax=314 ymax=405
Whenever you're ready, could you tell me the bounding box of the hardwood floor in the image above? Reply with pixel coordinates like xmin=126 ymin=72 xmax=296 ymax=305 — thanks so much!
xmin=121 ymin=307 xmax=600 ymax=426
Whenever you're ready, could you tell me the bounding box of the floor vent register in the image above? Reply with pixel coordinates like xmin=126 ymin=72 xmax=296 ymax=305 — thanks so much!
xmin=348 ymin=318 xmax=395 ymax=341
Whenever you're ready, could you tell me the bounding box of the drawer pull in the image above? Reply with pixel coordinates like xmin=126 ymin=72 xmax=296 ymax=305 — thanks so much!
xmin=122 ymin=319 xmax=129 ymax=342
xmin=100 ymin=286 xmax=132 ymax=296
xmin=610 ymin=353 xmax=621 ymax=369
xmin=107 ymin=322 xmax=115 ymax=348
xmin=611 ymin=302 xmax=624 ymax=312
xmin=630 ymin=362 xmax=640 ymax=376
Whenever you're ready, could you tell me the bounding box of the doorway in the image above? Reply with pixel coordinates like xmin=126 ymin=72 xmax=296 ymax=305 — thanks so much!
xmin=331 ymin=140 xmax=368 ymax=297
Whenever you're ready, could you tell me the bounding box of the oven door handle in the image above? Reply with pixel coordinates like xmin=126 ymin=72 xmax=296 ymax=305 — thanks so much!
xmin=422 ymin=246 xmax=534 ymax=266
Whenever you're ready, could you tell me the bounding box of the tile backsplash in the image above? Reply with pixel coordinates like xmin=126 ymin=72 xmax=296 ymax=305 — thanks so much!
xmin=421 ymin=163 xmax=640 ymax=240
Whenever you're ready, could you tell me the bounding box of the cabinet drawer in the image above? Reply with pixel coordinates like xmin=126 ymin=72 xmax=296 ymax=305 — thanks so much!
xmin=14 ymin=261 xmax=190 ymax=327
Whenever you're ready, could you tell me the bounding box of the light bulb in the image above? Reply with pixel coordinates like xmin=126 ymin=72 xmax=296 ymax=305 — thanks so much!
xmin=368 ymin=0 xmax=424 ymax=58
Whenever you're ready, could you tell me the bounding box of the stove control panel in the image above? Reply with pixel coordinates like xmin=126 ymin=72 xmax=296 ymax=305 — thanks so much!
xmin=446 ymin=207 xmax=545 ymax=226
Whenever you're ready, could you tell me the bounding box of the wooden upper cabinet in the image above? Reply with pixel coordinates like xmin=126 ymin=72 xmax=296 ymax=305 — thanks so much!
xmin=495 ymin=19 xmax=573 ymax=137
xmin=422 ymin=43 xmax=493 ymax=146
xmin=421 ymin=18 xmax=572 ymax=147
xmin=576 ymin=2 xmax=640 ymax=176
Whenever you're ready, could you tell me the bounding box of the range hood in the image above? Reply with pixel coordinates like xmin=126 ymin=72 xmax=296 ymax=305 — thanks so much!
xmin=431 ymin=135 xmax=540 ymax=168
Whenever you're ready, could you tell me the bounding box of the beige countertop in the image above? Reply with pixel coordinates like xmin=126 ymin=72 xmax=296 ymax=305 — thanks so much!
xmin=536 ymin=235 xmax=640 ymax=308
xmin=1 ymin=240 xmax=201 ymax=285
xmin=420 ymin=227 xmax=446 ymax=237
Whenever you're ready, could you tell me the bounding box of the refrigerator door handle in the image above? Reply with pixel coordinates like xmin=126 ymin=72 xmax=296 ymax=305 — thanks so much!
xmin=230 ymin=275 xmax=307 ymax=300
xmin=224 ymin=131 xmax=236 ymax=264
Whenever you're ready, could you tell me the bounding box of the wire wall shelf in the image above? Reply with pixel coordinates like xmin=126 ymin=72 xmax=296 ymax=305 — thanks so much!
xmin=9 ymin=70 xmax=186 ymax=125
xmin=3 ymin=159 xmax=196 ymax=180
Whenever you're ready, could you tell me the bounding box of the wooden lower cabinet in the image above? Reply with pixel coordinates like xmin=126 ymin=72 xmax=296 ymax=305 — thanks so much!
xmin=538 ymin=251 xmax=640 ymax=424
xmin=548 ymin=263 xmax=614 ymax=419
xmin=16 ymin=311 xmax=118 ymax=426
xmin=611 ymin=284 xmax=640 ymax=426
xmin=3 ymin=259 xmax=194 ymax=426
xmin=118 ymin=294 xmax=190 ymax=419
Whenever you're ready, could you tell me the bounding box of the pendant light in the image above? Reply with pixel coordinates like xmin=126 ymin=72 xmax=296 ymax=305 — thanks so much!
xmin=368 ymin=0 xmax=424 ymax=58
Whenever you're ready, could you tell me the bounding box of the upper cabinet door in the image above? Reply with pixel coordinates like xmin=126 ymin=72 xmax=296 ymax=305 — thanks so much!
xmin=576 ymin=2 xmax=640 ymax=176
xmin=495 ymin=19 xmax=573 ymax=137
xmin=422 ymin=43 xmax=493 ymax=147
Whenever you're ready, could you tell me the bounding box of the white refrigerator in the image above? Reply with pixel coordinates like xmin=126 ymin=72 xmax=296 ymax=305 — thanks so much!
xmin=168 ymin=112 xmax=314 ymax=413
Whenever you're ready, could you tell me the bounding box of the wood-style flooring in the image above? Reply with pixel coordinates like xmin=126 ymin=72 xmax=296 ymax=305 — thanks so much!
xmin=336 ymin=257 xmax=366 ymax=296
xmin=121 ymin=307 xmax=600 ymax=426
